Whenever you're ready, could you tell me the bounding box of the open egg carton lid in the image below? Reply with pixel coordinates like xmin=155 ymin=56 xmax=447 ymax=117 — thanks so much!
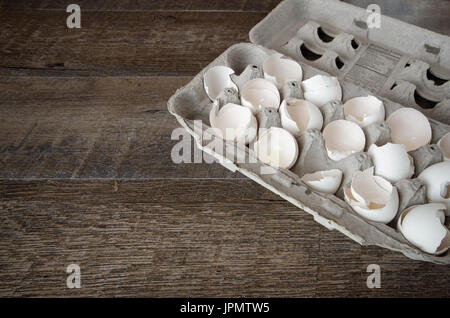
xmin=168 ymin=0 xmax=450 ymax=264
xmin=250 ymin=0 xmax=450 ymax=124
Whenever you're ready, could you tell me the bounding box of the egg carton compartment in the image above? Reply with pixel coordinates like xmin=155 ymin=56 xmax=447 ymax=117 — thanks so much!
xmin=279 ymin=20 xmax=363 ymax=75
xmin=395 ymin=60 xmax=450 ymax=97
xmin=295 ymin=21 xmax=362 ymax=60
xmin=384 ymin=81 xmax=450 ymax=125
xmin=380 ymin=59 xmax=450 ymax=124
xmin=280 ymin=36 xmax=347 ymax=76
xmin=250 ymin=0 xmax=450 ymax=125
xmin=168 ymin=42 xmax=450 ymax=264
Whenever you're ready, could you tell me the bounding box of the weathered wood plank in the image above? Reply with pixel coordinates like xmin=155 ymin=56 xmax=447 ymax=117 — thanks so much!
xmin=0 ymin=76 xmax=237 ymax=179
xmin=0 ymin=179 xmax=449 ymax=297
xmin=1 ymin=0 xmax=448 ymax=20
xmin=0 ymin=0 xmax=283 ymax=12
xmin=0 ymin=10 xmax=265 ymax=76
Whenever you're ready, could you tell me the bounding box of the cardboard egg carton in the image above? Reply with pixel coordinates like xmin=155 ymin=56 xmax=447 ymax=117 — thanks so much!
xmin=168 ymin=0 xmax=450 ymax=264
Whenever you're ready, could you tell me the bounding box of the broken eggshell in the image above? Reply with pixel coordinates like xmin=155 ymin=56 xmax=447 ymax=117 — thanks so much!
xmin=368 ymin=143 xmax=415 ymax=183
xmin=262 ymin=53 xmax=303 ymax=89
xmin=241 ymin=78 xmax=281 ymax=113
xmin=322 ymin=120 xmax=366 ymax=161
xmin=417 ymin=161 xmax=450 ymax=211
xmin=438 ymin=132 xmax=450 ymax=161
xmin=209 ymin=103 xmax=257 ymax=144
xmin=254 ymin=127 xmax=299 ymax=169
xmin=398 ymin=203 xmax=450 ymax=255
xmin=344 ymin=167 xmax=399 ymax=224
xmin=203 ymin=66 xmax=239 ymax=101
xmin=301 ymin=169 xmax=343 ymax=194
xmin=343 ymin=95 xmax=385 ymax=128
xmin=279 ymin=98 xmax=323 ymax=136
xmin=301 ymin=75 xmax=342 ymax=107
xmin=387 ymin=108 xmax=432 ymax=152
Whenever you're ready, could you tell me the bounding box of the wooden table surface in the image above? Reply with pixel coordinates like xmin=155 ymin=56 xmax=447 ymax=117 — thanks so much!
xmin=0 ymin=0 xmax=449 ymax=297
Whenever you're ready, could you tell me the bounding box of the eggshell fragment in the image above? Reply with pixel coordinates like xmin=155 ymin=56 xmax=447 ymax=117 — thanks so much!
xmin=387 ymin=108 xmax=432 ymax=152
xmin=438 ymin=132 xmax=450 ymax=161
xmin=344 ymin=167 xmax=399 ymax=223
xmin=301 ymin=75 xmax=342 ymax=107
xmin=322 ymin=120 xmax=366 ymax=160
xmin=301 ymin=169 xmax=343 ymax=194
xmin=343 ymin=95 xmax=385 ymax=128
xmin=209 ymin=103 xmax=257 ymax=144
xmin=279 ymin=98 xmax=323 ymax=136
xmin=203 ymin=66 xmax=238 ymax=101
xmin=368 ymin=143 xmax=415 ymax=183
xmin=417 ymin=161 xmax=450 ymax=210
xmin=398 ymin=203 xmax=450 ymax=255
xmin=263 ymin=53 xmax=303 ymax=89
xmin=254 ymin=127 xmax=299 ymax=169
xmin=241 ymin=78 xmax=281 ymax=113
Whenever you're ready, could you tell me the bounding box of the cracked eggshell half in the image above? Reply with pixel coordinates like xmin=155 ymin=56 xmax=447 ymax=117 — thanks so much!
xmin=301 ymin=169 xmax=343 ymax=194
xmin=343 ymin=95 xmax=385 ymax=128
xmin=344 ymin=167 xmax=399 ymax=224
xmin=322 ymin=120 xmax=366 ymax=161
xmin=254 ymin=127 xmax=299 ymax=170
xmin=368 ymin=143 xmax=415 ymax=183
xmin=417 ymin=161 xmax=450 ymax=210
xmin=279 ymin=98 xmax=323 ymax=136
xmin=209 ymin=103 xmax=257 ymax=144
xmin=203 ymin=66 xmax=238 ymax=102
xmin=397 ymin=203 xmax=450 ymax=255
xmin=301 ymin=75 xmax=342 ymax=107
xmin=387 ymin=108 xmax=432 ymax=152
xmin=262 ymin=53 xmax=303 ymax=89
xmin=438 ymin=132 xmax=450 ymax=161
xmin=241 ymin=78 xmax=281 ymax=114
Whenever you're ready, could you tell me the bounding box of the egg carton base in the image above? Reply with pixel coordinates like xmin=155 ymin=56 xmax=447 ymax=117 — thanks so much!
xmin=168 ymin=0 xmax=450 ymax=264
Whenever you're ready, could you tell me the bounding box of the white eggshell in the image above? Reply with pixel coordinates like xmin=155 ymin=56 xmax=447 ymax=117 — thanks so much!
xmin=209 ymin=103 xmax=258 ymax=144
xmin=438 ymin=132 xmax=450 ymax=161
xmin=368 ymin=143 xmax=415 ymax=183
xmin=279 ymin=98 xmax=323 ymax=136
xmin=301 ymin=169 xmax=343 ymax=194
xmin=203 ymin=66 xmax=238 ymax=101
xmin=322 ymin=120 xmax=366 ymax=161
xmin=386 ymin=108 xmax=432 ymax=152
xmin=397 ymin=203 xmax=450 ymax=255
xmin=343 ymin=95 xmax=385 ymax=128
xmin=301 ymin=75 xmax=342 ymax=107
xmin=344 ymin=167 xmax=399 ymax=224
xmin=241 ymin=78 xmax=281 ymax=113
xmin=254 ymin=127 xmax=299 ymax=170
xmin=262 ymin=53 xmax=303 ymax=89
xmin=417 ymin=161 xmax=450 ymax=210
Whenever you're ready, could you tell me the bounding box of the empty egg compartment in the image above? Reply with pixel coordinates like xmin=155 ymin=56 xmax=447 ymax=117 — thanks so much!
xmin=280 ymin=20 xmax=363 ymax=73
xmin=383 ymin=60 xmax=450 ymax=124
xmin=168 ymin=42 xmax=450 ymax=264
xmin=385 ymin=82 xmax=450 ymax=125
xmin=280 ymin=36 xmax=348 ymax=76
xmin=395 ymin=60 xmax=450 ymax=94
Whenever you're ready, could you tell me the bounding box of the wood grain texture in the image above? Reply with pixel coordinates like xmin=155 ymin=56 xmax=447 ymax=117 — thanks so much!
xmin=0 ymin=0 xmax=450 ymax=297
xmin=0 ymin=10 xmax=266 ymax=76
xmin=1 ymin=179 xmax=449 ymax=297
xmin=0 ymin=0 xmax=282 ymax=12
xmin=0 ymin=76 xmax=241 ymax=179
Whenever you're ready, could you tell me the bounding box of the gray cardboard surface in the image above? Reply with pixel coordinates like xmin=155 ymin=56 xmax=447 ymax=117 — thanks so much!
xmin=168 ymin=0 xmax=450 ymax=263
xmin=250 ymin=0 xmax=450 ymax=124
